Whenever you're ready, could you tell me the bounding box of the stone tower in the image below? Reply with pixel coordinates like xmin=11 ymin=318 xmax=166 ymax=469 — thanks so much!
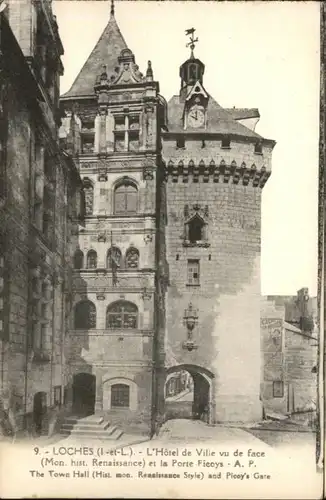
xmin=159 ymin=36 xmax=275 ymax=423
xmin=60 ymin=4 xmax=167 ymax=435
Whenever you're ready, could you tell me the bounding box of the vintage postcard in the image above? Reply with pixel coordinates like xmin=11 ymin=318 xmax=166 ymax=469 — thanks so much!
xmin=0 ymin=0 xmax=324 ymax=498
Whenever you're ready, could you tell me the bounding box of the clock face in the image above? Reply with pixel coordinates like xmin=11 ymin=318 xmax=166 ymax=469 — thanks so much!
xmin=187 ymin=107 xmax=205 ymax=128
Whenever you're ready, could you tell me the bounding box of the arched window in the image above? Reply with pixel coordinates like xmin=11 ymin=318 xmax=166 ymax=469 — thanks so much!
xmin=74 ymin=300 xmax=96 ymax=329
xmin=87 ymin=250 xmax=97 ymax=269
xmin=107 ymin=247 xmax=122 ymax=269
xmin=111 ymin=384 xmax=130 ymax=408
xmin=74 ymin=250 xmax=84 ymax=269
xmin=188 ymin=215 xmax=205 ymax=243
xmin=125 ymin=248 xmax=139 ymax=269
xmin=83 ymin=180 xmax=94 ymax=216
xmin=106 ymin=301 xmax=138 ymax=329
xmin=114 ymin=181 xmax=137 ymax=215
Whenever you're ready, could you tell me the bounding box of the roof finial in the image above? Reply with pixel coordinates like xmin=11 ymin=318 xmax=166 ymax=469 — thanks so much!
xmin=110 ymin=0 xmax=115 ymax=17
xmin=185 ymin=27 xmax=198 ymax=59
xmin=146 ymin=61 xmax=153 ymax=81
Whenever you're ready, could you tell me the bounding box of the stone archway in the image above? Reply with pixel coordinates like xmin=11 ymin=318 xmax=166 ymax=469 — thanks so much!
xmin=164 ymin=365 xmax=214 ymax=424
xmin=72 ymin=373 xmax=96 ymax=416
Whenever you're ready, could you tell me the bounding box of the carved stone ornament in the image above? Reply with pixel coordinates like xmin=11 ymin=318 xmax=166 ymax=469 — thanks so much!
xmin=143 ymin=166 xmax=154 ymax=181
xmin=98 ymin=232 xmax=106 ymax=243
xmin=98 ymin=168 xmax=108 ymax=182
xmin=96 ymin=293 xmax=106 ymax=301
xmin=108 ymin=48 xmax=144 ymax=86
xmin=141 ymin=288 xmax=152 ymax=301
xmin=144 ymin=234 xmax=153 ymax=244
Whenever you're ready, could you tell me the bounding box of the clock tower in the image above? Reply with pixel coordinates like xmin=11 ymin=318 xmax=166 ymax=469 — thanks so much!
xmin=159 ymin=30 xmax=276 ymax=424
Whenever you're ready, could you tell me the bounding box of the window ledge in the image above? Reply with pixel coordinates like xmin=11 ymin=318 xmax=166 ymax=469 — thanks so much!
xmin=221 ymin=146 xmax=231 ymax=150
xmin=183 ymin=240 xmax=210 ymax=248
xmin=110 ymin=406 xmax=130 ymax=410
xmin=186 ymin=284 xmax=200 ymax=288
xmin=254 ymin=151 xmax=263 ymax=156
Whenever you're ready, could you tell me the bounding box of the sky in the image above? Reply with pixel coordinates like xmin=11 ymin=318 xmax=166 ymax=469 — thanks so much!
xmin=53 ymin=0 xmax=320 ymax=296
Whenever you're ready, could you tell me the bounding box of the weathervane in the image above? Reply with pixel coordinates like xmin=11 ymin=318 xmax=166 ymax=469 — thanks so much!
xmin=185 ymin=28 xmax=198 ymax=58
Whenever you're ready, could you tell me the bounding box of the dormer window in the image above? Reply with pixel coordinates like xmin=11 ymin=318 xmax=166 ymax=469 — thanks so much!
xmin=176 ymin=137 xmax=185 ymax=149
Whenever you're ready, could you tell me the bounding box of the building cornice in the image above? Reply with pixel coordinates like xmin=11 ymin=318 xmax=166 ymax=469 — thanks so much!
xmin=165 ymin=158 xmax=270 ymax=188
xmin=163 ymin=131 xmax=275 ymax=148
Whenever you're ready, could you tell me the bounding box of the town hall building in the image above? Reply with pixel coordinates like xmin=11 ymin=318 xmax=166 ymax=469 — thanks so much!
xmin=60 ymin=2 xmax=275 ymax=436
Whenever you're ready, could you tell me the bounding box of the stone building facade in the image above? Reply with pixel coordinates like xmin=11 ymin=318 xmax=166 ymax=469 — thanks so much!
xmin=60 ymin=6 xmax=275 ymax=434
xmin=261 ymin=289 xmax=318 ymax=418
xmin=60 ymin=6 xmax=167 ymax=435
xmin=0 ymin=1 xmax=82 ymax=434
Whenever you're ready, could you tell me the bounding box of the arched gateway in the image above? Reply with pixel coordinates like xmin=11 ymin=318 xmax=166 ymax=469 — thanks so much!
xmin=164 ymin=365 xmax=214 ymax=424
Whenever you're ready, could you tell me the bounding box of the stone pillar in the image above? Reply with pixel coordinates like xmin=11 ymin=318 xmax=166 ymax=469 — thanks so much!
xmin=94 ymin=114 xmax=101 ymax=153
xmin=95 ymin=375 xmax=103 ymax=412
xmin=106 ymin=111 xmax=114 ymax=152
xmin=98 ymin=108 xmax=107 ymax=154
xmin=96 ymin=297 xmax=106 ymax=330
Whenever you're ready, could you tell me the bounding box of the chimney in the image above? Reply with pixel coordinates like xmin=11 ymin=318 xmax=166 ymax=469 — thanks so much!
xmin=296 ymin=288 xmax=314 ymax=333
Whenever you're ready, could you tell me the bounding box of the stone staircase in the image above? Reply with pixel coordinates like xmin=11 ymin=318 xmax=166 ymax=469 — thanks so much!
xmin=60 ymin=414 xmax=124 ymax=441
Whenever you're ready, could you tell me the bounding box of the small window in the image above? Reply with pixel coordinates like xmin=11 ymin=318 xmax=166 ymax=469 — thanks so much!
xmin=176 ymin=137 xmax=185 ymax=149
xmin=111 ymin=383 xmax=130 ymax=408
xmin=114 ymin=116 xmax=125 ymax=131
xmin=74 ymin=300 xmax=96 ymax=330
xmin=254 ymin=142 xmax=263 ymax=154
xmin=114 ymin=182 xmax=138 ymax=215
xmin=273 ymin=381 xmax=284 ymax=398
xmin=187 ymin=259 xmax=200 ymax=286
xmin=129 ymin=116 xmax=140 ymax=130
xmin=81 ymin=135 xmax=94 ymax=154
xmin=53 ymin=386 xmax=62 ymax=406
xmin=221 ymin=136 xmax=230 ymax=149
xmin=74 ymin=250 xmax=84 ymax=269
xmin=188 ymin=216 xmax=204 ymax=243
xmin=106 ymin=301 xmax=138 ymax=329
xmin=114 ymin=131 xmax=125 ymax=152
xmin=87 ymin=250 xmax=97 ymax=269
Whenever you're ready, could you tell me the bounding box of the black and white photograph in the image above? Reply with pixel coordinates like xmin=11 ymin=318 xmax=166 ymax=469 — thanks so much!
xmin=0 ymin=0 xmax=323 ymax=498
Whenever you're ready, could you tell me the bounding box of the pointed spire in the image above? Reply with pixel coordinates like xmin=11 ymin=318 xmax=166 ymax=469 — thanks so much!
xmin=62 ymin=2 xmax=128 ymax=98
xmin=110 ymin=0 xmax=115 ymax=17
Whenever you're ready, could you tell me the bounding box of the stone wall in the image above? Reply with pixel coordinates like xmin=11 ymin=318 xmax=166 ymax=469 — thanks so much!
xmin=162 ymin=137 xmax=267 ymax=423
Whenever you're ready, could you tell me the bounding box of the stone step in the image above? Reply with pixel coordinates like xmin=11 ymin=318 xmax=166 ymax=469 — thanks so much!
xmin=62 ymin=422 xmax=110 ymax=431
xmin=59 ymin=415 xmax=123 ymax=441
xmin=69 ymin=424 xmax=117 ymax=436
xmin=61 ymin=428 xmax=124 ymax=440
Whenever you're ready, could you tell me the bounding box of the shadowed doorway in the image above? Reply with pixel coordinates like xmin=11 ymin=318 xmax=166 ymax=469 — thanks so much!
xmin=72 ymin=373 xmax=96 ymax=416
xmin=33 ymin=391 xmax=47 ymax=436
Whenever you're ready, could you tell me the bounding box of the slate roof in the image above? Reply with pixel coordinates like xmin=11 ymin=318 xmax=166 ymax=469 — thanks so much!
xmin=166 ymin=95 xmax=263 ymax=140
xmin=225 ymin=108 xmax=260 ymax=120
xmin=61 ymin=13 xmax=128 ymax=99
